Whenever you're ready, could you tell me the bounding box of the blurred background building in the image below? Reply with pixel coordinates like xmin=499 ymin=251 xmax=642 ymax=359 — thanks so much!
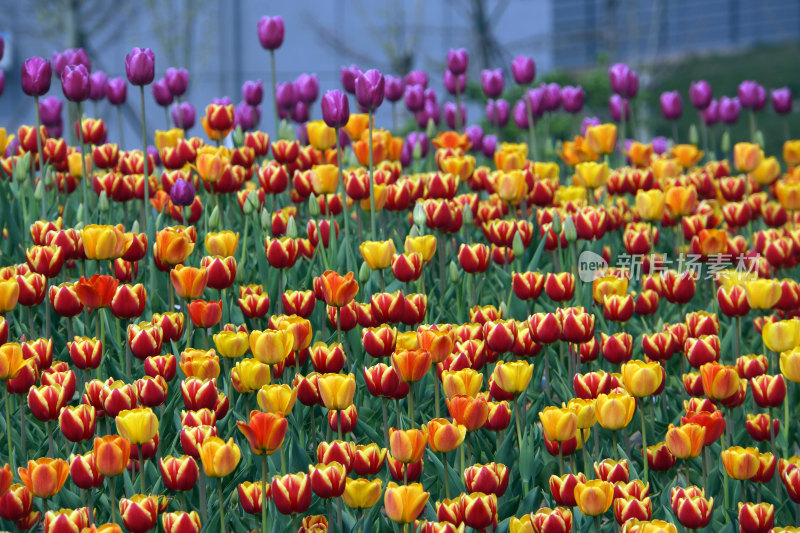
xmin=0 ymin=0 xmax=798 ymax=147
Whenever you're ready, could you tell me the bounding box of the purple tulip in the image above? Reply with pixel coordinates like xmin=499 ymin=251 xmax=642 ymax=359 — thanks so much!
xmin=170 ymin=177 xmax=196 ymax=206
xmin=106 ymin=77 xmax=127 ymax=105
xmin=404 ymin=85 xmax=425 ymax=113
xmin=561 ymin=85 xmax=585 ymax=113
xmin=295 ymin=73 xmax=319 ymax=104
xmin=257 ymin=16 xmax=285 ymax=50
xmin=481 ymin=69 xmax=504 ymax=99
xmin=234 ymin=101 xmax=258 ymax=131
xmin=609 ymin=94 xmax=630 ymax=123
xmin=0 ymin=71 xmax=4 ymax=97
xmin=4 ymin=137 xmax=19 ymax=157
xmin=465 ymin=125 xmax=484 ymax=152
xmin=147 ymin=145 xmax=161 ymax=166
xmin=659 ymin=91 xmax=683 ymax=120
xmin=38 ymin=96 xmax=63 ymax=126
xmin=446 ymin=48 xmax=468 ymax=75
xmin=542 ymin=83 xmax=561 ymax=112
xmin=701 ymin=99 xmax=719 ymax=126
xmin=485 ymin=99 xmax=510 ymax=128
xmin=511 ymin=55 xmax=535 ymax=85
xmin=171 ymin=101 xmax=196 ymax=129
xmin=53 ymin=48 xmax=91 ymax=76
xmin=165 ymin=67 xmax=189 ymax=97
xmin=424 ymin=88 xmax=438 ymax=105
xmin=21 ymin=57 xmax=52 ymax=97
xmin=719 ymin=96 xmax=741 ymax=125
xmin=385 ymin=76 xmax=404 ymax=103
xmin=152 ymin=78 xmax=173 ymax=107
xmin=355 ymin=69 xmax=385 ymax=111
xmin=404 ymin=70 xmax=428 ymax=88
xmin=212 ymin=96 xmax=232 ymax=107
xmin=61 ymin=64 xmax=90 ymax=103
xmin=415 ymin=98 xmax=440 ymax=128
xmin=581 ymin=117 xmax=601 ymax=136
xmin=321 ymin=90 xmax=350 ymax=128
xmin=526 ymin=87 xmax=545 ymax=119
xmin=481 ymin=134 xmax=498 ymax=158
xmin=737 ymin=81 xmax=764 ymax=110
xmin=513 ymin=99 xmax=530 ymax=129
xmin=243 ymin=80 xmax=264 ymax=107
xmin=275 ymin=81 xmax=297 ymax=110
xmin=608 ymin=63 xmax=637 ymax=97
xmin=45 ymin=121 xmax=63 ymax=139
xmin=443 ymin=70 xmax=466 ymax=96
xmin=125 ymin=47 xmax=155 ymax=86
xmin=291 ymin=101 xmax=309 ymax=123
xmin=401 ymin=131 xmax=428 ymax=165
xmin=444 ymin=102 xmax=467 ymax=129
xmin=651 ymin=136 xmax=669 ymax=155
xmin=87 ymin=71 xmax=108 ymax=102
xmin=771 ymin=87 xmax=792 ymax=115
xmin=689 ymin=80 xmax=712 ymax=111
xmin=340 ymin=65 xmax=361 ymax=94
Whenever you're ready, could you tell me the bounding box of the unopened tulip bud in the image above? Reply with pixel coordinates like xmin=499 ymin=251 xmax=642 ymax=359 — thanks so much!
xmin=260 ymin=208 xmax=270 ymax=232
xmin=425 ymin=118 xmax=436 ymax=139
xmin=563 ymin=216 xmax=576 ymax=243
xmin=286 ymin=216 xmax=298 ymax=238
xmin=449 ymin=261 xmax=459 ymax=284
xmin=689 ymin=124 xmax=699 ymax=146
xmin=233 ymin=124 xmax=244 ymax=146
xmin=412 ymin=142 xmax=422 ymax=160
xmin=462 ymin=204 xmax=473 ymax=225
xmin=99 ymin=190 xmax=109 ymax=212
xmin=359 ymin=261 xmax=371 ymax=284
xmin=551 ymin=214 xmax=562 ymax=234
xmin=208 ymin=206 xmax=220 ymax=230
xmin=721 ymin=131 xmax=730 ymax=153
xmin=413 ymin=203 xmax=426 ymax=227
xmin=308 ymin=194 xmax=320 ymax=216
xmin=512 ymin=233 xmax=524 ymax=257
xmin=131 ymin=220 xmax=140 ymax=234
xmin=755 ymin=130 xmax=764 ymax=147
xmin=243 ymin=191 xmax=259 ymax=215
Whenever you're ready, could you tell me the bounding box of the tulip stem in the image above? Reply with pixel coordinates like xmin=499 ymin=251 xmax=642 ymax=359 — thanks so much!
xmin=280 ymin=443 xmax=287 ymax=475
xmin=199 ymin=472 xmax=208 ymax=522
xmin=109 ymin=477 xmax=118 ymax=523
xmin=77 ymin=101 xmax=91 ymax=224
xmin=513 ymin=397 xmax=529 ymax=493
xmin=261 ymin=454 xmax=269 ymax=533
xmin=139 ymin=85 xmax=150 ymax=233
xmin=524 ymin=89 xmax=539 ymax=161
xmin=4 ymin=387 xmax=13 ymax=472
xmin=640 ymin=402 xmax=648 ymax=488
xmin=441 ymin=451 xmax=450 ymax=499
xmin=593 ymin=515 xmax=600 ymax=533
xmin=368 ymin=109 xmax=376 ymax=240
xmin=270 ymin=50 xmax=279 ymax=137
xmin=612 ymin=432 xmax=618 ymax=461
xmin=140 ymin=453 xmax=146 ymax=495
xmin=381 ymin=398 xmax=390 ymax=450
xmin=336 ymin=496 xmax=344 ymax=532
xmin=408 ymin=383 xmax=415 ymax=427
xmin=239 ymin=216 xmax=249 ymax=271
xmin=218 ymin=477 xmax=226 ymax=533
xmin=33 ymin=95 xmax=47 ymax=219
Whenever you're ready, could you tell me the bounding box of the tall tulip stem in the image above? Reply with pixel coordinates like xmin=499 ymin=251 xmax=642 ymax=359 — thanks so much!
xmin=368 ymin=109 xmax=376 ymax=240
xmin=218 ymin=477 xmax=226 ymax=533
xmin=640 ymin=402 xmax=648 ymax=487
xmin=139 ymin=86 xmax=149 ymax=232
xmin=408 ymin=384 xmax=415 ymax=427
xmin=4 ymin=386 xmax=13 ymax=472
xmin=261 ymin=454 xmax=269 ymax=533
xmin=140 ymin=453 xmax=146 ymax=495
xmin=270 ymin=50 xmax=279 ymax=136
xmin=33 ymin=95 xmax=47 ymax=218
xmin=441 ymin=451 xmax=450 ymax=499
xmin=109 ymin=477 xmax=118 ymax=523
xmin=76 ymin=102 xmax=91 ymax=225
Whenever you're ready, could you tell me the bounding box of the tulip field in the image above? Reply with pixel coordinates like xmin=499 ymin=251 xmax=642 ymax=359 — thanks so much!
xmin=2 ymin=12 xmax=800 ymax=533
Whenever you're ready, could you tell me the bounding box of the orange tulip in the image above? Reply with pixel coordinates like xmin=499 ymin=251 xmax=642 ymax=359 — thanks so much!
xmin=388 ymin=428 xmax=427 ymax=464
xmin=17 ymin=458 xmax=69 ymax=498
xmin=426 ymin=418 xmax=466 ymax=453
xmin=236 ymin=410 xmax=288 ymax=455
xmin=665 ymin=423 xmax=705 ymax=459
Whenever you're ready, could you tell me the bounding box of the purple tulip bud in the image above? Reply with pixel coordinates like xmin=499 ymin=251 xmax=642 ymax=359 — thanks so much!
xmin=125 ymin=47 xmax=155 ymax=86
xmin=481 ymin=134 xmax=498 ymax=158
xmin=481 ymin=69 xmax=504 ymax=99
xmin=38 ymin=96 xmax=63 ymax=126
xmin=526 ymin=87 xmax=545 ymax=118
xmin=147 ymin=145 xmax=161 ymax=166
xmin=771 ymin=87 xmax=792 ymax=115
xmin=513 ymin=99 xmax=529 ymax=129
xmin=295 ymin=73 xmax=319 ymax=104
xmin=165 ymin=67 xmax=189 ymax=97
xmin=0 ymin=71 xmax=4 ymax=97
xmin=4 ymin=137 xmax=19 ymax=157
xmin=404 ymin=85 xmax=425 ymax=113
xmin=384 ymin=75 xmax=404 ymax=103
xmin=581 ymin=117 xmax=601 ymax=136
xmin=171 ymin=101 xmax=196 ymax=129
xmin=403 ymin=131 xmax=428 ymax=163
xmin=719 ymin=96 xmax=741 ymax=125
xmin=626 ymin=71 xmax=639 ymax=99
xmin=511 ymin=55 xmax=535 ymax=85
xmin=416 ymin=99 xmax=440 ymax=128
xmin=291 ymin=101 xmax=309 ymax=123
xmin=355 ymin=69 xmax=385 ymax=111
xmin=61 ymin=64 xmax=90 ymax=103
xmin=446 ymin=48 xmax=468 ymax=75
xmin=257 ymin=16 xmax=285 ymax=50
xmin=21 ymin=57 xmax=52 ymax=97
xmin=234 ymin=101 xmax=258 ymax=131
xmin=701 ymin=99 xmax=719 ymax=126
xmin=465 ymin=125 xmax=484 ymax=152
xmin=404 ymin=70 xmax=428 ymax=88
xmin=170 ymin=177 xmax=196 ymax=207
xmin=212 ymin=96 xmax=232 ymax=107
xmin=608 ymin=94 xmax=630 ymax=123
xmin=275 ymin=81 xmax=297 ymax=110
xmin=321 ymin=90 xmax=350 ymax=128
xmin=242 ymin=80 xmax=264 ymax=107
xmin=561 ymin=85 xmax=585 ymax=113
xmin=340 ymin=65 xmax=361 ymax=94
xmin=106 ymin=77 xmax=127 ymax=105
xmin=608 ymin=63 xmax=631 ymax=96
xmin=424 ymin=89 xmax=438 ymax=104
xmin=542 ymin=83 xmax=561 ymax=112
xmin=152 ymin=78 xmax=174 ymax=107
xmin=651 ymin=136 xmax=669 ymax=155
xmin=443 ymin=70 xmax=466 ymax=96
xmin=738 ymin=81 xmax=766 ymax=111
xmin=88 ymin=71 xmax=107 ymax=102
xmin=485 ymin=99 xmax=510 ymax=128
xmin=444 ymin=102 xmax=467 ymax=129
xmin=53 ymin=49 xmax=91 ymax=77
xmin=659 ymin=91 xmax=683 ymax=120
xmin=44 ymin=121 xmax=63 ymax=140
xmin=689 ymin=80 xmax=712 ymax=110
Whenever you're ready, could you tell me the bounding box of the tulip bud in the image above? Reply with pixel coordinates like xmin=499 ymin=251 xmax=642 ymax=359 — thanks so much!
xmin=98 ymin=190 xmax=109 ymax=212
xmin=448 ymin=261 xmax=459 ymax=284
xmin=33 ymin=178 xmax=44 ymax=201
xmin=408 ymin=225 xmax=420 ymax=238
xmin=308 ymin=194 xmax=321 ymax=216
xmin=755 ymin=130 xmax=764 ymax=147
xmin=721 ymin=130 xmax=730 ymax=153
xmin=286 ymin=216 xmax=298 ymax=238
xmin=511 ymin=233 xmax=524 ymax=257
xmin=15 ymin=152 xmax=31 ymax=183
xmin=563 ymin=216 xmax=576 ymax=243
xmin=260 ymin=208 xmax=270 ymax=232
xmin=412 ymin=141 xmax=422 ymax=160
xmin=551 ymin=214 xmax=562 ymax=234
xmin=689 ymin=124 xmax=699 ymax=145
xmin=462 ymin=204 xmax=473 ymax=226
xmin=232 ymin=124 xmax=244 ymax=146
xmin=425 ymin=118 xmax=436 ymax=139
xmin=243 ymin=191 xmax=259 ymax=215
xmin=208 ymin=206 xmax=220 ymax=230
xmin=359 ymin=261 xmax=371 ymax=284
xmin=131 ymin=219 xmax=140 ymax=234
xmin=413 ymin=203 xmax=426 ymax=227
